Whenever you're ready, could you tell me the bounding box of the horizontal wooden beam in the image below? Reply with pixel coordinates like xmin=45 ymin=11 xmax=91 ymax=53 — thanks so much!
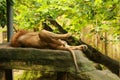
xmin=0 ymin=44 xmax=120 ymax=80
xmin=0 ymin=45 xmax=95 ymax=72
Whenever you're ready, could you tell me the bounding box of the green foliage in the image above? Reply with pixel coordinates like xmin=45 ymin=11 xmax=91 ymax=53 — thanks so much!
xmin=0 ymin=0 xmax=6 ymax=28
xmin=0 ymin=0 xmax=120 ymax=38
xmin=0 ymin=0 xmax=15 ymax=28
xmin=20 ymin=71 xmax=41 ymax=80
xmin=13 ymin=0 xmax=120 ymax=35
xmin=14 ymin=70 xmax=41 ymax=80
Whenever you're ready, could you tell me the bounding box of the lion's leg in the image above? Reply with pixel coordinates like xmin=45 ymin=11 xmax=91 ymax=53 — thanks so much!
xmin=68 ymin=45 xmax=88 ymax=51
xmin=40 ymin=30 xmax=71 ymax=39
xmin=38 ymin=30 xmax=71 ymax=46
xmin=38 ymin=31 xmax=62 ymax=45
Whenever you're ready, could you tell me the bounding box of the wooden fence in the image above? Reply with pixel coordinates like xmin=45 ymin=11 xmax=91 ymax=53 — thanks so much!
xmin=81 ymin=26 xmax=120 ymax=61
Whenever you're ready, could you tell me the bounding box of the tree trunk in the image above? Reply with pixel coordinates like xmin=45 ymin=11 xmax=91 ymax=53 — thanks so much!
xmin=79 ymin=40 xmax=119 ymax=76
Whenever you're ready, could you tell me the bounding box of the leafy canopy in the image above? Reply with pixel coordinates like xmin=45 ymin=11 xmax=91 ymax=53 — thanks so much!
xmin=0 ymin=0 xmax=120 ymax=37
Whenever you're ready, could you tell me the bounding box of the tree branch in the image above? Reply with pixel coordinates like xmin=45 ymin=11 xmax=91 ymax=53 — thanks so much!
xmin=42 ymin=22 xmax=53 ymax=32
xmin=47 ymin=17 xmax=67 ymax=33
xmin=79 ymin=39 xmax=119 ymax=76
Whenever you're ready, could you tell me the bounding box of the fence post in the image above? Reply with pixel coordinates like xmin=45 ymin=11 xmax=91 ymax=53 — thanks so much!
xmin=5 ymin=0 xmax=14 ymax=80
xmin=0 ymin=70 xmax=5 ymax=80
xmin=104 ymin=32 xmax=108 ymax=56
xmin=6 ymin=0 xmax=14 ymax=42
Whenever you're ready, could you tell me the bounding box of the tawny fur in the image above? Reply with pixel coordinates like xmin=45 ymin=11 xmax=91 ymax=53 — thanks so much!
xmin=10 ymin=30 xmax=28 ymax=47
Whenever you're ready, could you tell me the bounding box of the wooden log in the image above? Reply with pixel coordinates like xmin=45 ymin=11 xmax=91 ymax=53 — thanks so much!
xmin=0 ymin=46 xmax=94 ymax=72
xmin=0 ymin=44 xmax=120 ymax=80
xmin=80 ymin=40 xmax=120 ymax=76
